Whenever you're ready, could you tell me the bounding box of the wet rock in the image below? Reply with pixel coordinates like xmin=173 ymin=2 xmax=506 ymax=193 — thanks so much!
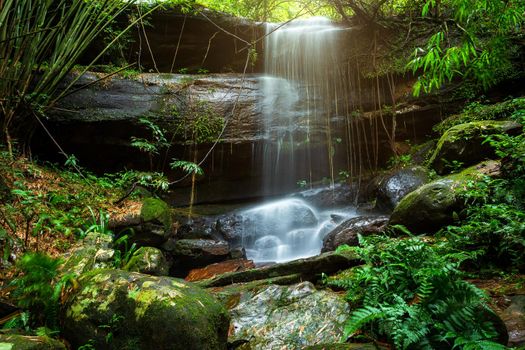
xmin=389 ymin=161 xmax=501 ymax=233
xmin=500 ymin=295 xmax=525 ymax=346
xmin=60 ymin=232 xmax=115 ymax=275
xmin=322 ymin=215 xmax=389 ymax=252
xmin=292 ymin=183 xmax=358 ymax=207
xmin=228 ymin=282 xmax=349 ymax=349
xmin=185 ymin=259 xmax=255 ymax=282
xmin=428 ymin=120 xmax=522 ymax=174
xmin=196 ymin=250 xmax=361 ymax=288
xmin=170 ymin=239 xmax=231 ymax=276
xmin=62 ymin=269 xmax=229 ymax=350
xmin=110 ymin=198 xmax=173 ymax=248
xmin=0 ymin=334 xmax=66 ymax=350
xmin=375 ymin=166 xmax=431 ymax=211
xmin=123 ymin=246 xmax=170 ymax=276
xmin=215 ymin=214 xmax=244 ymax=245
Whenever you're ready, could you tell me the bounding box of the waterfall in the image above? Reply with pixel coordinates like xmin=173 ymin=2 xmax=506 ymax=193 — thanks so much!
xmin=238 ymin=17 xmax=358 ymax=263
xmin=260 ymin=17 xmax=344 ymax=195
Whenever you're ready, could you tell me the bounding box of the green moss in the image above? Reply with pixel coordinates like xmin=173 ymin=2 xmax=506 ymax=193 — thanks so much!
xmin=0 ymin=335 xmax=66 ymax=350
xmin=140 ymin=198 xmax=172 ymax=230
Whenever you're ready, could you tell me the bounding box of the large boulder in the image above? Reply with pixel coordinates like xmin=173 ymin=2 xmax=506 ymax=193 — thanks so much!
xmin=322 ymin=215 xmax=389 ymax=252
xmin=123 ymin=246 xmax=170 ymax=276
xmin=375 ymin=166 xmax=431 ymax=211
xmin=389 ymin=161 xmax=500 ymax=233
xmin=0 ymin=335 xmax=66 ymax=350
xmin=428 ymin=120 xmax=521 ymax=174
xmin=62 ymin=269 xmax=229 ymax=350
xmin=228 ymin=282 xmax=349 ymax=349
xmin=499 ymin=295 xmax=525 ymax=346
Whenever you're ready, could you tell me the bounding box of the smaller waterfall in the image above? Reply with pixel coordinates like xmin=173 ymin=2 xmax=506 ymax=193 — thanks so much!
xmin=238 ymin=197 xmax=356 ymax=263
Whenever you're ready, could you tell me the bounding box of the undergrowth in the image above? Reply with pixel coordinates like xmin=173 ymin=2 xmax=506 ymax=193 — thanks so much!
xmin=328 ymin=237 xmax=508 ymax=349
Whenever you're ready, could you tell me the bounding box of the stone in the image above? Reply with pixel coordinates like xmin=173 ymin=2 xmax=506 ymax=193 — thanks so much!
xmin=228 ymin=282 xmax=349 ymax=349
xmin=185 ymin=259 xmax=255 ymax=282
xmin=303 ymin=344 xmax=385 ymax=350
xmin=110 ymin=198 xmax=173 ymax=248
xmin=428 ymin=120 xmax=521 ymax=174
xmin=375 ymin=166 xmax=431 ymax=211
xmin=196 ymin=250 xmax=362 ymax=288
xmin=389 ymin=161 xmax=501 ymax=233
xmin=170 ymin=239 xmax=232 ymax=276
xmin=292 ymin=183 xmax=359 ymax=207
xmin=0 ymin=335 xmax=66 ymax=350
xmin=60 ymin=232 xmax=115 ymax=276
xmin=215 ymin=214 xmax=244 ymax=245
xmin=500 ymin=295 xmax=525 ymax=346
xmin=321 ymin=215 xmax=389 ymax=252
xmin=62 ymin=269 xmax=229 ymax=350
xmin=123 ymin=246 xmax=170 ymax=276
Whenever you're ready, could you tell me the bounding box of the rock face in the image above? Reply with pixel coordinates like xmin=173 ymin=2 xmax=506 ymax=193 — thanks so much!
xmin=322 ymin=215 xmax=389 ymax=252
xmin=62 ymin=269 xmax=229 ymax=350
xmin=375 ymin=166 xmax=431 ymax=211
xmin=428 ymin=120 xmax=522 ymax=174
xmin=389 ymin=161 xmax=500 ymax=233
xmin=228 ymin=282 xmax=349 ymax=350
xmin=123 ymin=246 xmax=170 ymax=276
xmin=500 ymin=295 xmax=525 ymax=346
xmin=0 ymin=335 xmax=66 ymax=350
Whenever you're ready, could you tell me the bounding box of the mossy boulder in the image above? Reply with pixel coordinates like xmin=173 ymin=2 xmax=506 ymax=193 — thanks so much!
xmin=60 ymin=232 xmax=114 ymax=276
xmin=123 ymin=246 xmax=170 ymax=276
xmin=110 ymin=197 xmax=173 ymax=247
xmin=228 ymin=282 xmax=349 ymax=349
xmin=389 ymin=161 xmax=500 ymax=233
xmin=62 ymin=269 xmax=229 ymax=350
xmin=428 ymin=120 xmax=521 ymax=174
xmin=0 ymin=335 xmax=66 ymax=350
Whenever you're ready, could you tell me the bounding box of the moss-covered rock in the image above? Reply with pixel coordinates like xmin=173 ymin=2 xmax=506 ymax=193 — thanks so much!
xmin=140 ymin=198 xmax=172 ymax=230
xmin=123 ymin=246 xmax=170 ymax=276
xmin=229 ymin=282 xmax=349 ymax=350
xmin=61 ymin=269 xmax=229 ymax=350
xmin=60 ymin=232 xmax=114 ymax=276
xmin=0 ymin=335 xmax=66 ymax=350
xmin=110 ymin=197 xmax=173 ymax=247
xmin=389 ymin=161 xmax=500 ymax=233
xmin=428 ymin=120 xmax=521 ymax=174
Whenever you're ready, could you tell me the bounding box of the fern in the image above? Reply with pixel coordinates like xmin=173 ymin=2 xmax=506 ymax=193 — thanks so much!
xmin=328 ymin=236 xmax=507 ymax=349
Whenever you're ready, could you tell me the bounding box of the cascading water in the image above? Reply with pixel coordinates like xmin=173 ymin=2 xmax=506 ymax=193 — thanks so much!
xmin=239 ymin=17 xmax=358 ymax=263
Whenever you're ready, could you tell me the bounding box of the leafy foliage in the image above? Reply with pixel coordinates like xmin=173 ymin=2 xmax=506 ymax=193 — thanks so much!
xmin=10 ymin=253 xmax=73 ymax=330
xmin=328 ymin=236 xmax=506 ymax=349
xmin=408 ymin=0 xmax=525 ymax=95
xmin=169 ymin=160 xmax=204 ymax=176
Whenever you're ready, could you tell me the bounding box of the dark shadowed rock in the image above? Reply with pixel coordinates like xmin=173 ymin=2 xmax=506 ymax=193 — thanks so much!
xmin=500 ymin=295 xmax=525 ymax=346
xmin=428 ymin=120 xmax=521 ymax=174
xmin=170 ymin=239 xmax=231 ymax=276
xmin=62 ymin=269 xmax=229 ymax=350
xmin=292 ymin=183 xmax=358 ymax=207
xmin=322 ymin=215 xmax=389 ymax=252
xmin=375 ymin=166 xmax=431 ymax=211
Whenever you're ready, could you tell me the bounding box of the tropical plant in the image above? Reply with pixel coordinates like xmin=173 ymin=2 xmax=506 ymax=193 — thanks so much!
xmin=130 ymin=117 xmax=170 ymax=170
xmin=10 ymin=253 xmax=74 ymax=330
xmin=408 ymin=0 xmax=525 ymax=96
xmin=327 ymin=236 xmax=507 ymax=349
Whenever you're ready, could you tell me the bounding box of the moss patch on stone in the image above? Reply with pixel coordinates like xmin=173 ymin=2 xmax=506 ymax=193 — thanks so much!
xmin=140 ymin=198 xmax=172 ymax=230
